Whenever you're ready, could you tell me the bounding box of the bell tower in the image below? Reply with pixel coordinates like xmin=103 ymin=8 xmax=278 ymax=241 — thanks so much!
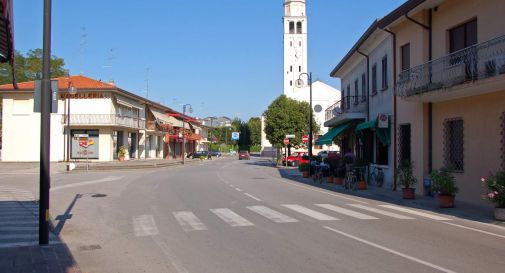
xmin=283 ymin=0 xmax=308 ymax=98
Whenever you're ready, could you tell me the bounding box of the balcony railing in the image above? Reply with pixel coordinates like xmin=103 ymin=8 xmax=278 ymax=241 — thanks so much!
xmin=62 ymin=114 xmax=146 ymax=129
xmin=325 ymin=96 xmax=367 ymax=121
xmin=397 ymin=35 xmax=505 ymax=98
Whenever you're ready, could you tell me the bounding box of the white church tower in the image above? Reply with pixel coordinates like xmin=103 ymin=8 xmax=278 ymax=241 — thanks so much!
xmin=283 ymin=0 xmax=308 ymax=97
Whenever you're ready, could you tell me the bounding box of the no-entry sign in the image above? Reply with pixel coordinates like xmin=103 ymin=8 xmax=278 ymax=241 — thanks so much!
xmin=302 ymin=135 xmax=309 ymax=143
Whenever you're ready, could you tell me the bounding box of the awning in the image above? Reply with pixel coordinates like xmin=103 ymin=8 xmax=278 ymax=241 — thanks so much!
xmin=150 ymin=108 xmax=173 ymax=124
xmin=376 ymin=128 xmax=390 ymax=146
xmin=167 ymin=116 xmax=185 ymax=128
xmin=315 ymin=122 xmax=351 ymax=145
xmin=356 ymin=120 xmax=377 ymax=131
xmin=115 ymin=95 xmax=143 ymax=109
xmin=355 ymin=119 xmax=390 ymax=146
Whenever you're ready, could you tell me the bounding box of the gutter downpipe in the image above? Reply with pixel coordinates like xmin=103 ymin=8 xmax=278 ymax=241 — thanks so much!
xmin=405 ymin=9 xmax=433 ymax=175
xmin=381 ymin=28 xmax=397 ymax=191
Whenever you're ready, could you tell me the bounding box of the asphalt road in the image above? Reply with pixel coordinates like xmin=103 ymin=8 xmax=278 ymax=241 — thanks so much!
xmin=3 ymin=157 xmax=505 ymax=273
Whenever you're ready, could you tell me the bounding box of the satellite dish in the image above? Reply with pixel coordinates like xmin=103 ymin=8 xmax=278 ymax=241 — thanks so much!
xmin=295 ymin=79 xmax=305 ymax=88
xmin=332 ymin=107 xmax=342 ymax=116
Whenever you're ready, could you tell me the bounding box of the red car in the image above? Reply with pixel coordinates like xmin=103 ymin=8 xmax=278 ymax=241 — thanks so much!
xmin=282 ymin=152 xmax=309 ymax=166
xmin=238 ymin=150 xmax=250 ymax=160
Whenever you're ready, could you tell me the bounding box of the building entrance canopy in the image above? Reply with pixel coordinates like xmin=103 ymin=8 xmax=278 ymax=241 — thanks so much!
xmin=356 ymin=120 xmax=390 ymax=146
xmin=316 ymin=122 xmax=351 ymax=145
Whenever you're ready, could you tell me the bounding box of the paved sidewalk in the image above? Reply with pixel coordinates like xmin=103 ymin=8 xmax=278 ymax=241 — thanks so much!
xmin=277 ymin=166 xmax=505 ymax=226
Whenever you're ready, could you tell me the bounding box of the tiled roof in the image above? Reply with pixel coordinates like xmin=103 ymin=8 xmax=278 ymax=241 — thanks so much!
xmin=0 ymin=75 xmax=116 ymax=90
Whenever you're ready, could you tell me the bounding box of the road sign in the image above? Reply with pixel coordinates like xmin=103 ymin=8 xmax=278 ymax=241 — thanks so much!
xmin=285 ymin=134 xmax=295 ymax=139
xmin=231 ymin=132 xmax=240 ymax=140
xmin=283 ymin=138 xmax=289 ymax=145
xmin=302 ymin=135 xmax=309 ymax=143
xmin=378 ymin=114 xmax=389 ymax=128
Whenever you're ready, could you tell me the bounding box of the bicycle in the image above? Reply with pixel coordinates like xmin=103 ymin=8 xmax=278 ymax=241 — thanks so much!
xmin=312 ymin=164 xmax=323 ymax=183
xmin=369 ymin=165 xmax=385 ymax=187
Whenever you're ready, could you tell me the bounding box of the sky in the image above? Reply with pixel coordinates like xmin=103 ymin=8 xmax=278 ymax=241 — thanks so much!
xmin=13 ymin=0 xmax=406 ymax=120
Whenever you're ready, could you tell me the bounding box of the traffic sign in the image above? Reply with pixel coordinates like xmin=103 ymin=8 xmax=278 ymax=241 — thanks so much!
xmin=302 ymin=135 xmax=309 ymax=143
xmin=231 ymin=132 xmax=240 ymax=140
xmin=283 ymin=138 xmax=289 ymax=145
xmin=285 ymin=134 xmax=295 ymax=139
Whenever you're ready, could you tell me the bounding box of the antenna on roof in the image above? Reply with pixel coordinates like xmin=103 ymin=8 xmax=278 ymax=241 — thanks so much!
xmin=79 ymin=26 xmax=87 ymax=75
xmin=145 ymin=67 xmax=150 ymax=99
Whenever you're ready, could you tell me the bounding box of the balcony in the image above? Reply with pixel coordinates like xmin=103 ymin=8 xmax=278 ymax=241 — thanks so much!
xmin=62 ymin=114 xmax=146 ymax=129
xmin=397 ymin=35 xmax=505 ymax=101
xmin=324 ymin=96 xmax=366 ymax=127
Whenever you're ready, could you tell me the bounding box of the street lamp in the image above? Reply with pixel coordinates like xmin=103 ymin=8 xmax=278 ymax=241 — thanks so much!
xmin=295 ymin=72 xmax=313 ymax=175
xmin=181 ymin=104 xmax=193 ymax=165
xmin=66 ymin=81 xmax=77 ymax=163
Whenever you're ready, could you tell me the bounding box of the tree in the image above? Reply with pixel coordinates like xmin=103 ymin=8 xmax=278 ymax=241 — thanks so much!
xmin=237 ymin=121 xmax=252 ymax=151
xmin=264 ymin=95 xmax=319 ymax=155
xmin=247 ymin=117 xmax=261 ymax=146
xmin=0 ymin=49 xmax=67 ymax=85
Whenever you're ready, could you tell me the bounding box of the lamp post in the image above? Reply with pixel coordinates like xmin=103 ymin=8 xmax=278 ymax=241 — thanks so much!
xmin=295 ymin=72 xmax=313 ymax=175
xmin=66 ymin=82 xmax=77 ymax=163
xmin=181 ymin=104 xmax=192 ymax=165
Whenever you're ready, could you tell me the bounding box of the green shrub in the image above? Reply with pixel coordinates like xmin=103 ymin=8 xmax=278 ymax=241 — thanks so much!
xmin=250 ymin=145 xmax=262 ymax=152
xmin=482 ymin=171 xmax=505 ymax=208
xmin=397 ymin=161 xmax=417 ymax=189
xmin=299 ymin=163 xmax=309 ymax=172
xmin=430 ymin=168 xmax=458 ymax=195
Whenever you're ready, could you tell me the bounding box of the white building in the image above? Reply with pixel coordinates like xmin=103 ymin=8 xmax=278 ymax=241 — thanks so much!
xmin=262 ymin=0 xmax=340 ymax=154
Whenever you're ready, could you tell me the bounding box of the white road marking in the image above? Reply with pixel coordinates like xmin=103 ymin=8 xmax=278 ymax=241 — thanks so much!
xmin=315 ymin=204 xmax=379 ymax=220
xmin=379 ymin=205 xmax=452 ymax=221
xmin=282 ymin=204 xmax=339 ymax=221
xmin=347 ymin=204 xmax=415 ymax=219
xmin=173 ymin=211 xmax=208 ymax=232
xmin=247 ymin=206 xmax=298 ymax=223
xmin=235 ymin=188 xmax=243 ymax=192
xmin=210 ymin=208 xmax=254 ymax=227
xmin=244 ymin=193 xmax=262 ymax=202
xmin=133 ymin=215 xmax=159 ymax=236
xmin=154 ymin=241 xmax=190 ymax=273
xmin=51 ymin=176 xmax=123 ymax=191
xmin=442 ymin=222 xmax=505 ymax=239
xmin=323 ymin=226 xmax=457 ymax=273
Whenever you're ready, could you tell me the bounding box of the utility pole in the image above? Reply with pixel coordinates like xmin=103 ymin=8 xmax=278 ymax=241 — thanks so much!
xmin=39 ymin=0 xmax=52 ymax=245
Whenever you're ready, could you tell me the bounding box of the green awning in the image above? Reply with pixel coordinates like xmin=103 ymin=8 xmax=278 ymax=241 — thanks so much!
xmin=356 ymin=120 xmax=377 ymax=131
xmin=316 ymin=122 xmax=350 ymax=145
xmin=376 ymin=128 xmax=391 ymax=146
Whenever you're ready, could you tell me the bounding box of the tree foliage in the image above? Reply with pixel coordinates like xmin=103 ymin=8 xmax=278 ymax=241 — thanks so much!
xmin=264 ymin=95 xmax=319 ymax=148
xmin=0 ymin=49 xmax=67 ymax=85
xmin=247 ymin=117 xmax=261 ymax=146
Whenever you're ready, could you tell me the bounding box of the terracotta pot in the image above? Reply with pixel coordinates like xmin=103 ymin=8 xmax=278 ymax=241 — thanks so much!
xmin=402 ymin=188 xmax=416 ymax=199
xmin=335 ymin=177 xmax=344 ymax=185
xmin=302 ymin=171 xmax=310 ymax=178
xmin=118 ymin=156 xmax=125 ymax=161
xmin=495 ymin=207 xmax=505 ymax=221
xmin=357 ymin=180 xmax=367 ymax=190
xmin=437 ymin=194 xmax=455 ymax=208
xmin=326 ymin=176 xmax=334 ymax=183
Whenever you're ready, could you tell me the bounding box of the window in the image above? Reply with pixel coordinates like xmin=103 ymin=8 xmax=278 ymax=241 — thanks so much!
xmin=290 ymin=66 xmax=292 ymax=72
xmin=398 ymin=124 xmax=411 ymax=165
xmin=449 ymin=19 xmax=477 ymax=53
xmin=361 ymin=73 xmax=366 ymax=102
xmin=296 ymin=22 xmax=302 ymax=34
xmin=346 ymin=85 xmax=351 ymax=109
xmin=354 ymin=79 xmax=359 ymax=105
xmin=290 ymin=80 xmax=292 ymax=86
xmin=299 ymin=66 xmax=301 ymax=72
xmin=290 ymin=41 xmax=293 ymax=47
xmin=381 ymin=55 xmax=388 ymax=90
xmin=372 ymin=64 xmax=377 ymax=94
xmin=401 ymin=43 xmax=410 ymax=71
xmin=375 ymin=133 xmax=389 ymax=165
xmin=444 ymin=118 xmax=464 ymax=171
xmin=289 ymin=22 xmax=295 ymax=34
xmin=299 ymin=41 xmax=302 ymax=47
xmin=71 ymin=129 xmax=99 ymax=159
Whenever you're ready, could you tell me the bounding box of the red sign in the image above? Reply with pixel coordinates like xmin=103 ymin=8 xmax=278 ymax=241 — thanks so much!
xmin=302 ymin=135 xmax=309 ymax=143
xmin=283 ymin=138 xmax=289 ymax=145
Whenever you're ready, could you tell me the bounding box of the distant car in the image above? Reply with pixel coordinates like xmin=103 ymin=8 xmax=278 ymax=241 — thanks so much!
xmin=210 ymin=151 xmax=221 ymax=157
xmin=282 ymin=152 xmax=309 ymax=166
xmin=238 ymin=150 xmax=250 ymax=160
xmin=188 ymin=151 xmax=209 ymax=159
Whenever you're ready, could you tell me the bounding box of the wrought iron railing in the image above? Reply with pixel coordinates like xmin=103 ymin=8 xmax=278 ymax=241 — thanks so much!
xmin=62 ymin=114 xmax=146 ymax=129
xmin=325 ymin=96 xmax=366 ymax=121
xmin=397 ymin=35 xmax=505 ymax=98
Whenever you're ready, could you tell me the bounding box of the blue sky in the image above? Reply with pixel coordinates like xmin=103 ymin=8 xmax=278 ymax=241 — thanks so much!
xmin=14 ymin=0 xmax=405 ymax=120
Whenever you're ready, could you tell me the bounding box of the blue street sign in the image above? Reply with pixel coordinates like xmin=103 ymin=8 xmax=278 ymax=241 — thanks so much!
xmin=231 ymin=132 xmax=240 ymax=140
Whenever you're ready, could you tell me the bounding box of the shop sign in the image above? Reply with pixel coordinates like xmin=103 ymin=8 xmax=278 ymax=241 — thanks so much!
xmin=71 ymin=130 xmax=99 ymax=159
xmin=60 ymin=93 xmax=106 ymax=99
xmin=378 ymin=114 xmax=389 ymax=128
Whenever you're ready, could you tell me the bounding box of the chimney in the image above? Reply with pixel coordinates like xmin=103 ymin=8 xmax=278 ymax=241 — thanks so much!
xmin=108 ymin=80 xmax=115 ymax=86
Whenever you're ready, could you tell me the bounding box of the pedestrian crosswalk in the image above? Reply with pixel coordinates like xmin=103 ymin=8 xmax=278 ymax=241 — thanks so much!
xmin=167 ymin=203 xmax=452 ymax=233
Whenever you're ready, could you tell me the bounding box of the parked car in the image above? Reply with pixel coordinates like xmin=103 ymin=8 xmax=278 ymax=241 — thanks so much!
xmin=188 ymin=151 xmax=209 ymax=159
xmin=210 ymin=151 xmax=222 ymax=157
xmin=238 ymin=150 xmax=250 ymax=160
xmin=282 ymin=152 xmax=309 ymax=166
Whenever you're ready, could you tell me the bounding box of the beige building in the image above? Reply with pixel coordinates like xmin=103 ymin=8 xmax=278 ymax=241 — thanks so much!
xmin=379 ymin=0 xmax=505 ymax=206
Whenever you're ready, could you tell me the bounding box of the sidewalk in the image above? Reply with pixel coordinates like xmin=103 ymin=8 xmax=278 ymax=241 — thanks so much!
xmin=277 ymin=166 xmax=505 ymax=226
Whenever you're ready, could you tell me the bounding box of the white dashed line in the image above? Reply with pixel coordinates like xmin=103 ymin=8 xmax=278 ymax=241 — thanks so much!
xmin=244 ymin=193 xmax=262 ymax=202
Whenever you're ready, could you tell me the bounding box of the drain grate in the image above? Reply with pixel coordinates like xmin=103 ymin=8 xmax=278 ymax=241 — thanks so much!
xmin=79 ymin=244 xmax=102 ymax=251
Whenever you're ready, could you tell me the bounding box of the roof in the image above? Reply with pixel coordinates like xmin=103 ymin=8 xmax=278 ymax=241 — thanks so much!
xmin=0 ymin=75 xmax=116 ymax=90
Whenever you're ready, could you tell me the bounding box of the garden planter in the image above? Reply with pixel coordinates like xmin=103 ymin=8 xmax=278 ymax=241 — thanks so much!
xmin=357 ymin=180 xmax=367 ymax=190
xmin=302 ymin=171 xmax=310 ymax=178
xmin=495 ymin=208 xmax=505 ymax=221
xmin=118 ymin=156 xmax=125 ymax=161
xmin=326 ymin=176 xmax=334 ymax=183
xmin=335 ymin=177 xmax=344 ymax=185
xmin=437 ymin=194 xmax=455 ymax=208
xmin=402 ymin=188 xmax=416 ymax=199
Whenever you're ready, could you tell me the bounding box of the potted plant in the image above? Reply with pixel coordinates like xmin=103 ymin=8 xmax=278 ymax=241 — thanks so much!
xmin=430 ymin=168 xmax=458 ymax=208
xmin=299 ymin=163 xmax=310 ymax=178
xmin=481 ymin=171 xmax=505 ymax=221
xmin=118 ymin=145 xmax=127 ymax=161
xmin=354 ymin=158 xmax=367 ymax=190
xmin=334 ymin=167 xmax=345 ymax=185
xmin=397 ymin=161 xmax=417 ymax=199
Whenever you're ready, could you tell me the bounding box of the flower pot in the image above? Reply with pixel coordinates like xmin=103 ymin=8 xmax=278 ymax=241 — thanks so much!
xmin=326 ymin=176 xmax=334 ymax=184
xmin=357 ymin=180 xmax=367 ymax=190
xmin=302 ymin=171 xmax=310 ymax=178
xmin=118 ymin=156 xmax=125 ymax=161
xmin=402 ymin=188 xmax=416 ymax=199
xmin=437 ymin=194 xmax=455 ymax=208
xmin=495 ymin=208 xmax=505 ymax=221
xmin=335 ymin=177 xmax=344 ymax=185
